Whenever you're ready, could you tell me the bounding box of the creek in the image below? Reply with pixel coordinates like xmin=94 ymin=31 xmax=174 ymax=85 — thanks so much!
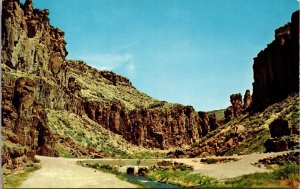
xmin=124 ymin=174 xmax=182 ymax=188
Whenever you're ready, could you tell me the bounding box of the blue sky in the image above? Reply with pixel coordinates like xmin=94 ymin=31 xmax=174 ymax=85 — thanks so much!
xmin=23 ymin=0 xmax=298 ymax=111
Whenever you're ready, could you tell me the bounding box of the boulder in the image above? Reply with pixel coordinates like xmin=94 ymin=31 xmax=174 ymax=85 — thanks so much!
xmin=269 ymin=118 xmax=291 ymax=138
xmin=264 ymin=138 xmax=289 ymax=152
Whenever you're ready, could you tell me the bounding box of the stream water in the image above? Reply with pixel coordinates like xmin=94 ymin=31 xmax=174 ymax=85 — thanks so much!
xmin=124 ymin=174 xmax=182 ymax=188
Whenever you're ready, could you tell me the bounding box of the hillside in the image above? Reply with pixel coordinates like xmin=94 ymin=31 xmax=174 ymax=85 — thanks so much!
xmin=177 ymin=93 xmax=299 ymax=158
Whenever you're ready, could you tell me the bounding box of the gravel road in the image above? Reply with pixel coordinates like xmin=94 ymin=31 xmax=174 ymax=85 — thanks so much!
xmin=174 ymin=151 xmax=293 ymax=179
xmin=20 ymin=156 xmax=137 ymax=188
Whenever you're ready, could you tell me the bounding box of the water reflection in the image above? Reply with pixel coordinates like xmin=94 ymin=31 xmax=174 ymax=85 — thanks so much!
xmin=124 ymin=174 xmax=182 ymax=188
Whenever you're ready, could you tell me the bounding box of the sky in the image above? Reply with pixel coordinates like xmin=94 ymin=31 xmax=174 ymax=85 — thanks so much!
xmin=22 ymin=0 xmax=298 ymax=111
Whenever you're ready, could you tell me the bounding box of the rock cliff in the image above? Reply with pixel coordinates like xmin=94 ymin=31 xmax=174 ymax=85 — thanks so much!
xmin=252 ymin=10 xmax=299 ymax=111
xmin=2 ymin=0 xmax=219 ymax=168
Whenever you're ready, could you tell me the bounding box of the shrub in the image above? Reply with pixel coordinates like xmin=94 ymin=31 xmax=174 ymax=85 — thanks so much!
xmin=63 ymin=152 xmax=74 ymax=158
xmin=191 ymin=141 xmax=199 ymax=148
xmin=173 ymin=163 xmax=192 ymax=171
xmin=275 ymin=163 xmax=299 ymax=182
xmin=99 ymin=164 xmax=113 ymax=170
xmin=74 ymin=134 xmax=83 ymax=142
xmin=206 ymin=159 xmax=218 ymax=164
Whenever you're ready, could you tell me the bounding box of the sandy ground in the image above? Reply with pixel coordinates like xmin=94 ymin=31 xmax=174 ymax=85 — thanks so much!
xmin=20 ymin=156 xmax=137 ymax=188
xmin=174 ymin=151 xmax=293 ymax=180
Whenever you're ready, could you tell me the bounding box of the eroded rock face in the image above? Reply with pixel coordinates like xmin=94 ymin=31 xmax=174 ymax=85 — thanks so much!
xmin=2 ymin=0 xmax=68 ymax=168
xmin=12 ymin=77 xmax=35 ymax=118
xmin=2 ymin=77 xmax=59 ymax=169
xmin=208 ymin=113 xmax=219 ymax=131
xmin=198 ymin=112 xmax=210 ymax=136
xmin=83 ymin=101 xmax=203 ymax=148
xmin=252 ymin=10 xmax=299 ymax=111
xmin=197 ymin=112 xmax=219 ymax=136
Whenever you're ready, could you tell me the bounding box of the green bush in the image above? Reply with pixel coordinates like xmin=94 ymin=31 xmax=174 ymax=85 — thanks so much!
xmin=63 ymin=130 xmax=72 ymax=136
xmin=99 ymin=164 xmax=113 ymax=170
xmin=275 ymin=163 xmax=299 ymax=182
xmin=173 ymin=163 xmax=192 ymax=171
xmin=63 ymin=152 xmax=74 ymax=158
xmin=146 ymin=169 xmax=217 ymax=188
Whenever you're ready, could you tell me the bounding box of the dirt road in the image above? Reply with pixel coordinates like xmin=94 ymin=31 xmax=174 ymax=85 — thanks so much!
xmin=175 ymin=151 xmax=293 ymax=180
xmin=20 ymin=156 xmax=137 ymax=188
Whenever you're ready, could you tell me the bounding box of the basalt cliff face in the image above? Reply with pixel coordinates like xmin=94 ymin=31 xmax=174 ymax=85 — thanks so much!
xmin=2 ymin=0 xmax=219 ymax=168
xmin=252 ymin=10 xmax=299 ymax=111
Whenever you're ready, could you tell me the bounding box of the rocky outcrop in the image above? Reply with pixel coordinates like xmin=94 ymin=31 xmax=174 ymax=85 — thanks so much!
xmin=2 ymin=0 xmax=67 ymax=79
xmin=252 ymin=10 xmax=299 ymax=111
xmin=84 ymin=101 xmax=203 ymax=148
xmin=255 ymin=151 xmax=299 ymax=166
xmin=269 ymin=117 xmax=291 ymax=138
xmin=264 ymin=135 xmax=299 ymax=152
xmin=224 ymin=90 xmax=252 ymax=122
xmin=264 ymin=117 xmax=299 ymax=152
xmin=243 ymin=90 xmax=252 ymax=109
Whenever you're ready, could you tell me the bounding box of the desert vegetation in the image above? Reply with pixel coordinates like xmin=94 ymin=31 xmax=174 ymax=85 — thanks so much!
xmin=2 ymin=164 xmax=40 ymax=188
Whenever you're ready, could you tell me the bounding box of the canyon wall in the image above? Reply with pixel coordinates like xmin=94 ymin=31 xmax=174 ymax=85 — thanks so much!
xmin=252 ymin=10 xmax=299 ymax=111
xmin=2 ymin=0 xmax=220 ymax=167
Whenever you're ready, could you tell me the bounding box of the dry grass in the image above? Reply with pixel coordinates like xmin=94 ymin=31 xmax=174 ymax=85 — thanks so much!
xmin=66 ymin=64 xmax=161 ymax=110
